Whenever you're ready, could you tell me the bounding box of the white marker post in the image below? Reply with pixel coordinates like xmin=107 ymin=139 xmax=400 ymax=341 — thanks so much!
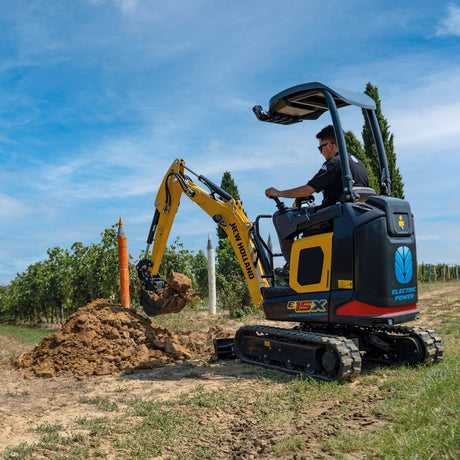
xmin=207 ymin=234 xmax=217 ymax=315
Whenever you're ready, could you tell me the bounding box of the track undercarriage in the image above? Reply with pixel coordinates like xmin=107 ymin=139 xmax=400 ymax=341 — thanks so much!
xmin=218 ymin=323 xmax=444 ymax=381
xmin=234 ymin=325 xmax=362 ymax=381
xmin=296 ymin=324 xmax=444 ymax=366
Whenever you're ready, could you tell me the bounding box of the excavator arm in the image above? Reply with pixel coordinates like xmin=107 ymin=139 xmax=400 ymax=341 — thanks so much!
xmin=137 ymin=159 xmax=270 ymax=316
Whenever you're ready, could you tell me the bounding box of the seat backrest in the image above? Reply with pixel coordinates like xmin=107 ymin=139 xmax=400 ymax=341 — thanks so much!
xmin=298 ymin=203 xmax=342 ymax=237
xmin=351 ymin=186 xmax=377 ymax=202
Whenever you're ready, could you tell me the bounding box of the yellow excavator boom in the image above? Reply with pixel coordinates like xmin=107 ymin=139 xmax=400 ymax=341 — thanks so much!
xmin=138 ymin=159 xmax=270 ymax=311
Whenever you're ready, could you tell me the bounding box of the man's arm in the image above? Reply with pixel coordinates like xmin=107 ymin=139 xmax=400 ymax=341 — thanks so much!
xmin=265 ymin=184 xmax=316 ymax=199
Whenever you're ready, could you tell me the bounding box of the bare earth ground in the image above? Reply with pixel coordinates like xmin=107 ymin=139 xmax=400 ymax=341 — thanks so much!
xmin=0 ymin=283 xmax=458 ymax=459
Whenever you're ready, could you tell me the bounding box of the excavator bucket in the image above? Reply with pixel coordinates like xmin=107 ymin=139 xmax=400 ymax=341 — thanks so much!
xmin=136 ymin=261 xmax=193 ymax=317
xmin=139 ymin=285 xmax=191 ymax=317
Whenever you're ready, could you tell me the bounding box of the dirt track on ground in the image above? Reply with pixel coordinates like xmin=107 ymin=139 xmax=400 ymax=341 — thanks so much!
xmin=1 ymin=283 xmax=458 ymax=458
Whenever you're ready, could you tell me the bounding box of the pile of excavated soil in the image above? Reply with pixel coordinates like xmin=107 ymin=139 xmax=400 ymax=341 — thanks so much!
xmin=15 ymin=299 xmax=223 ymax=379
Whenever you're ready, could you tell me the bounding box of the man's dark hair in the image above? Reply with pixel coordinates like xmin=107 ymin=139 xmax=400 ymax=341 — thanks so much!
xmin=316 ymin=125 xmax=336 ymax=142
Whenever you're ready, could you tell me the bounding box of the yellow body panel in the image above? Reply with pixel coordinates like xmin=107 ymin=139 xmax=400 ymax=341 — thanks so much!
xmin=289 ymin=232 xmax=333 ymax=293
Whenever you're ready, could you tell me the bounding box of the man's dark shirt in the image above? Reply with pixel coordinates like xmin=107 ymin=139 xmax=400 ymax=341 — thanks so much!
xmin=307 ymin=153 xmax=369 ymax=207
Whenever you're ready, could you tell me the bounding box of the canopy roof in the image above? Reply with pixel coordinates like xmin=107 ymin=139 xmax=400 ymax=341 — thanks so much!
xmin=254 ymin=82 xmax=376 ymax=125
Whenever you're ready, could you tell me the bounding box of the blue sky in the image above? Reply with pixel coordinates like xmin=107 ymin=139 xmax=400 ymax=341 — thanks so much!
xmin=1 ymin=0 xmax=460 ymax=284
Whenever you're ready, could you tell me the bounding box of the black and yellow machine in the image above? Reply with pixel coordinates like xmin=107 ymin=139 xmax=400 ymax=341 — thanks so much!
xmin=137 ymin=82 xmax=443 ymax=381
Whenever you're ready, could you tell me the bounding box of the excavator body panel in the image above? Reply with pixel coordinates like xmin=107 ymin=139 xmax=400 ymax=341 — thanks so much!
xmin=261 ymin=197 xmax=419 ymax=327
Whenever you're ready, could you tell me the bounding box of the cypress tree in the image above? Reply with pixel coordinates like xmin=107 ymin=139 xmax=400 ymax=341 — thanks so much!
xmin=217 ymin=171 xmax=242 ymax=241
xmin=215 ymin=171 xmax=251 ymax=315
xmin=216 ymin=170 xmax=244 ymax=276
xmin=362 ymin=83 xmax=405 ymax=198
xmin=344 ymin=130 xmax=379 ymax=192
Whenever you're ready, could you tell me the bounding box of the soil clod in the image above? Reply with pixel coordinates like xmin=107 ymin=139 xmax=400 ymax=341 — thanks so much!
xmin=141 ymin=271 xmax=194 ymax=316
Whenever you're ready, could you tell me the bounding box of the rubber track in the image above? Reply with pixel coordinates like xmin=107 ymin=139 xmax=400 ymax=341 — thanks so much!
xmin=373 ymin=325 xmax=444 ymax=365
xmin=234 ymin=325 xmax=362 ymax=381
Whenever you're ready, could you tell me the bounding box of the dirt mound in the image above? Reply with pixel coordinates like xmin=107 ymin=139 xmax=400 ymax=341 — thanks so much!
xmin=15 ymin=299 xmax=207 ymax=379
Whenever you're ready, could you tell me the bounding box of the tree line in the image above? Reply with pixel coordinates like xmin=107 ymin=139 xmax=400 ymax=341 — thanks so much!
xmin=0 ymin=227 xmax=121 ymax=323
xmin=0 ymin=227 xmax=212 ymax=324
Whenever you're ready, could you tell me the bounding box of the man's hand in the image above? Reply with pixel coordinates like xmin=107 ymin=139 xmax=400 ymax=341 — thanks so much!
xmin=265 ymin=187 xmax=280 ymax=198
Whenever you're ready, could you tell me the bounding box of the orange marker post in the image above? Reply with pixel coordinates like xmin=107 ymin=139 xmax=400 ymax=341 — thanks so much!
xmin=117 ymin=217 xmax=130 ymax=308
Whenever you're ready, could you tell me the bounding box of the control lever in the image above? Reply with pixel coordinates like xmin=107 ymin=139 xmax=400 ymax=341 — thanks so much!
xmin=271 ymin=196 xmax=288 ymax=213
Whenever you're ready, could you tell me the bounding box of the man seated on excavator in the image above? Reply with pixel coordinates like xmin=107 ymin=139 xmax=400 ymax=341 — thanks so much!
xmin=264 ymin=124 xmax=369 ymax=277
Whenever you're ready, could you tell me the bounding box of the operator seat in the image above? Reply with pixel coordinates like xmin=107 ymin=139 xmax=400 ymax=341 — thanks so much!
xmin=292 ymin=186 xmax=378 ymax=238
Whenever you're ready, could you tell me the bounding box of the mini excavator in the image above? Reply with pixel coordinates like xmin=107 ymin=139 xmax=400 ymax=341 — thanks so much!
xmin=136 ymin=82 xmax=443 ymax=381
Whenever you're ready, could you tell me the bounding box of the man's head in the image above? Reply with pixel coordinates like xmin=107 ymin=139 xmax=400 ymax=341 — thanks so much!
xmin=316 ymin=124 xmax=339 ymax=160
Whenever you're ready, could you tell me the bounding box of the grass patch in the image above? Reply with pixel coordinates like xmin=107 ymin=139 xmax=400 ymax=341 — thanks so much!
xmin=418 ymin=280 xmax=460 ymax=290
xmin=0 ymin=325 xmax=55 ymax=344
xmin=113 ymin=379 xmax=350 ymax=458
xmin=3 ymin=364 xmax=458 ymax=459
xmin=33 ymin=422 xmax=64 ymax=433
xmin=326 ymin=360 xmax=459 ymax=458
xmin=6 ymin=389 xmax=29 ymax=398
xmin=75 ymin=415 xmax=115 ymax=436
xmin=436 ymin=306 xmax=460 ymax=336
xmin=1 ymin=441 xmax=35 ymax=460
xmin=273 ymin=436 xmax=305 ymax=455
xmin=325 ymin=306 xmax=459 ymax=459
xmin=113 ymin=397 xmax=217 ymax=459
xmin=77 ymin=397 xmax=119 ymax=412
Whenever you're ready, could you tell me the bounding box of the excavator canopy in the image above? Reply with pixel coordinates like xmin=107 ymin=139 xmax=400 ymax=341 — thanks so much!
xmin=253 ymin=82 xmax=376 ymax=125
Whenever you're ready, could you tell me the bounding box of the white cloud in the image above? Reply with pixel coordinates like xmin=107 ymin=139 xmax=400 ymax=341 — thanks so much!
xmin=415 ymin=221 xmax=460 ymax=264
xmin=113 ymin=0 xmax=139 ymax=13
xmin=436 ymin=4 xmax=460 ymax=37
xmin=391 ymin=101 xmax=460 ymax=147
xmin=378 ymin=67 xmax=460 ymax=158
xmin=0 ymin=194 xmax=31 ymax=219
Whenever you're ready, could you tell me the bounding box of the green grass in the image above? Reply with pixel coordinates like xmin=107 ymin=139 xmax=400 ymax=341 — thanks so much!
xmin=0 ymin=324 xmax=55 ymax=344
xmin=325 ymin=362 xmax=459 ymax=458
xmin=273 ymin=436 xmax=305 ymax=455
xmin=33 ymin=422 xmax=64 ymax=433
xmin=1 ymin=442 xmax=35 ymax=460
xmin=77 ymin=396 xmax=119 ymax=412
xmin=75 ymin=416 xmax=114 ymax=436
xmin=324 ymin=320 xmax=460 ymax=458
xmin=418 ymin=280 xmax=459 ymax=290
xmin=67 ymin=380 xmax=353 ymax=459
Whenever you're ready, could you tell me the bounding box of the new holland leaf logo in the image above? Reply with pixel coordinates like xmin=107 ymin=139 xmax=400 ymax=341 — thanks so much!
xmin=395 ymin=246 xmax=413 ymax=284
